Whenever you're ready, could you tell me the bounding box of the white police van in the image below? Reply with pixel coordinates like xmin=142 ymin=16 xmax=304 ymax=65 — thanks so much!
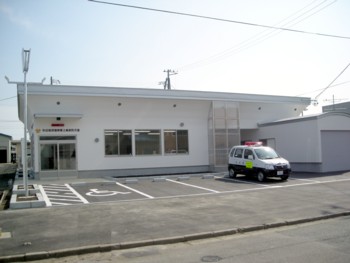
xmin=228 ymin=142 xmax=291 ymax=182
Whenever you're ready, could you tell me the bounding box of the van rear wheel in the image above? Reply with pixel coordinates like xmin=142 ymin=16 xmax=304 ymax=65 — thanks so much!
xmin=257 ymin=171 xmax=265 ymax=182
xmin=228 ymin=167 xmax=237 ymax=178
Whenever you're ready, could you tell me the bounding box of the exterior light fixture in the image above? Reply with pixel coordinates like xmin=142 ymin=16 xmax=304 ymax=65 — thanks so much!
xmin=22 ymin=49 xmax=31 ymax=73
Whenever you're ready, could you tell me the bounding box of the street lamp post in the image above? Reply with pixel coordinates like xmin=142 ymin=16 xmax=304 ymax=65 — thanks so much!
xmin=22 ymin=49 xmax=30 ymax=197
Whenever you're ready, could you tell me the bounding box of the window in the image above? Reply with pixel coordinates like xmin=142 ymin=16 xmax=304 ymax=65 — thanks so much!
xmin=254 ymin=147 xmax=279 ymax=160
xmin=135 ymin=130 xmax=161 ymax=155
xmin=105 ymin=130 xmax=132 ymax=156
xmin=244 ymin=149 xmax=254 ymax=159
xmin=234 ymin=148 xmax=243 ymax=158
xmin=164 ymin=130 xmax=189 ymax=154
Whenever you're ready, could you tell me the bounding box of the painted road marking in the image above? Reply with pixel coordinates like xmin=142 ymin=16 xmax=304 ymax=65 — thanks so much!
xmin=216 ymin=176 xmax=270 ymax=187
xmin=40 ymin=175 xmax=350 ymax=207
xmin=166 ymin=179 xmax=220 ymax=193
xmin=290 ymin=177 xmax=321 ymax=183
xmin=115 ymin=182 xmax=154 ymax=199
xmin=65 ymin=184 xmax=89 ymax=203
xmin=86 ymin=188 xmax=131 ymax=196
xmin=39 ymin=185 xmax=52 ymax=207
xmin=41 ymin=184 xmax=89 ymax=206
xmin=219 ymin=177 xmax=350 ymax=194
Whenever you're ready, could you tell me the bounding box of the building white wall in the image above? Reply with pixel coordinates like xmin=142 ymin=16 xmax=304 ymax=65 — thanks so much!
xmin=241 ymin=119 xmax=321 ymax=163
xmin=20 ymin=84 xmax=312 ymax=177
xmin=29 ymin=95 xmax=211 ymax=173
xmin=318 ymin=114 xmax=350 ymax=131
xmin=239 ymin=102 xmax=304 ymax=129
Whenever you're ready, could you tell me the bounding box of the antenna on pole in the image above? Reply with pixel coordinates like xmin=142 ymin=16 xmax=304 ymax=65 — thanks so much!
xmin=163 ymin=69 xmax=177 ymax=90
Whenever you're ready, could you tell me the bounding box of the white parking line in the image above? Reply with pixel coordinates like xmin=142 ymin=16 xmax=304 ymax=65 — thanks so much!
xmin=65 ymin=184 xmax=89 ymax=204
xmin=39 ymin=185 xmax=52 ymax=207
xmin=46 ymin=194 xmax=80 ymax=198
xmin=166 ymin=179 xmax=220 ymax=193
xmin=41 ymin=184 xmax=89 ymax=206
xmin=215 ymin=176 xmax=270 ymax=187
xmin=290 ymin=177 xmax=321 ymax=183
xmin=115 ymin=182 xmax=154 ymax=199
xmin=219 ymin=177 xmax=350 ymax=194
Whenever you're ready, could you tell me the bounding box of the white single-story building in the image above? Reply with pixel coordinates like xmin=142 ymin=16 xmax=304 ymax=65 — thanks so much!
xmin=17 ymin=82 xmax=348 ymax=179
xmin=243 ymin=112 xmax=350 ymax=173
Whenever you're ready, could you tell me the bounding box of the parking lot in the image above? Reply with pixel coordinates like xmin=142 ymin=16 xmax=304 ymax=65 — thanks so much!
xmin=39 ymin=172 xmax=350 ymax=207
xmin=2 ymin=171 xmax=350 ymax=261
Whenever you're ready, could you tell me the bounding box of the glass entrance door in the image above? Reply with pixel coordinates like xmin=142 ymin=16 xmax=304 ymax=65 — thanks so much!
xmin=39 ymin=136 xmax=76 ymax=178
xmin=40 ymin=144 xmax=58 ymax=170
xmin=58 ymin=143 xmax=76 ymax=170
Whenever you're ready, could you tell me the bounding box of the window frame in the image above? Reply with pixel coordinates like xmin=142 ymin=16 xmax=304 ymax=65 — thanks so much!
xmin=135 ymin=129 xmax=161 ymax=156
xmin=104 ymin=129 xmax=132 ymax=156
xmin=164 ymin=129 xmax=189 ymax=155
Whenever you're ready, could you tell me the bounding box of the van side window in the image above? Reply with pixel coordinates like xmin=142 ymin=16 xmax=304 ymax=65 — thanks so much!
xmin=234 ymin=148 xmax=243 ymax=158
xmin=244 ymin=149 xmax=254 ymax=159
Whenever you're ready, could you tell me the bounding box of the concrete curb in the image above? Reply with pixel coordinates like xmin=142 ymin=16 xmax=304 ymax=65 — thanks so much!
xmin=1 ymin=211 xmax=350 ymax=262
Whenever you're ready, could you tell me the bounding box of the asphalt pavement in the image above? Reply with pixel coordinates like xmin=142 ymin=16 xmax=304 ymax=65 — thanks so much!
xmin=0 ymin=172 xmax=350 ymax=262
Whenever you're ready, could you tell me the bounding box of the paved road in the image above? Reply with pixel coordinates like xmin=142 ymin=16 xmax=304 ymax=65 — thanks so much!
xmin=37 ymin=215 xmax=350 ymax=263
xmin=0 ymin=172 xmax=349 ymax=261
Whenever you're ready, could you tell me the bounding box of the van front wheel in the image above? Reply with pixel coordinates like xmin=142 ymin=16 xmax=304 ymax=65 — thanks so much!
xmin=257 ymin=171 xmax=265 ymax=182
xmin=228 ymin=167 xmax=237 ymax=178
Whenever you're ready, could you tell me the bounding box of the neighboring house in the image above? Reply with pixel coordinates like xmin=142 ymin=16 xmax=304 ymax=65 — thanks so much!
xmin=11 ymin=140 xmax=31 ymax=167
xmin=15 ymin=83 xmax=311 ymax=179
xmin=0 ymin=133 xmax=12 ymax=163
xmin=323 ymin=101 xmax=350 ymax=114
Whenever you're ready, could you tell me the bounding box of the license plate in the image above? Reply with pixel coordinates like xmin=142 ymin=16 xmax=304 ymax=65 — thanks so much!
xmin=277 ymin=170 xmax=283 ymax=175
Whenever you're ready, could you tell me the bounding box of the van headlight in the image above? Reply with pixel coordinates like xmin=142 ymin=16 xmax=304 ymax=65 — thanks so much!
xmin=265 ymin=164 xmax=274 ymax=170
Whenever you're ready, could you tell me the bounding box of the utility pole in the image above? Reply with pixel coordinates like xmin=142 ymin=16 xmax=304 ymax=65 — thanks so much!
xmin=163 ymin=69 xmax=177 ymax=90
xmin=50 ymin=76 xmax=61 ymax=85
xmin=324 ymin=95 xmax=347 ymax=111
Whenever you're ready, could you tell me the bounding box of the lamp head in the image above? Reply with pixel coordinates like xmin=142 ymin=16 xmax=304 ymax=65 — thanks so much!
xmin=22 ymin=49 xmax=31 ymax=73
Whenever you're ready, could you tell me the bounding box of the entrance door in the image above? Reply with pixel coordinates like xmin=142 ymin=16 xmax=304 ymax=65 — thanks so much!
xmin=39 ymin=136 xmax=77 ymax=178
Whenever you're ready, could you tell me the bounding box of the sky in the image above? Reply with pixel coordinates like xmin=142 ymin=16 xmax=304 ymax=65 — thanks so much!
xmin=1 ymin=0 xmax=350 ymax=140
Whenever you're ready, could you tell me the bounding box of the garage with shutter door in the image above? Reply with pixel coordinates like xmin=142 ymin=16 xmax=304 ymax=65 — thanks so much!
xmin=321 ymin=131 xmax=350 ymax=172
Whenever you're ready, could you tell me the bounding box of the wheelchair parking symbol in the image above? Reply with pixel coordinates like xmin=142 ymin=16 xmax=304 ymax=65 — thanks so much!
xmin=86 ymin=188 xmax=131 ymax=197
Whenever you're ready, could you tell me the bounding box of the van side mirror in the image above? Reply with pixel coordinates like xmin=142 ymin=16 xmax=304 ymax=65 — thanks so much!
xmin=248 ymin=155 xmax=254 ymax=160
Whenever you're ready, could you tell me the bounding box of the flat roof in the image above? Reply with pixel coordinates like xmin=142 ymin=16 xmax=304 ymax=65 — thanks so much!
xmin=0 ymin=133 xmax=12 ymax=139
xmin=17 ymin=84 xmax=311 ymax=105
xmin=258 ymin=112 xmax=350 ymax=127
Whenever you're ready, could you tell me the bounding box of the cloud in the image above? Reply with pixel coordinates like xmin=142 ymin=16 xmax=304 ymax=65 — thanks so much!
xmin=0 ymin=3 xmax=33 ymax=30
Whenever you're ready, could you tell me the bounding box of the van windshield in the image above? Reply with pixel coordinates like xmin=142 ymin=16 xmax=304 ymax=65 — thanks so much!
xmin=254 ymin=147 xmax=279 ymax=160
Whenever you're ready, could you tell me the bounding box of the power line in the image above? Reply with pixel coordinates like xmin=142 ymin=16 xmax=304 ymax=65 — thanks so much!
xmin=88 ymin=0 xmax=350 ymax=40
xmin=296 ymin=80 xmax=350 ymax=96
xmin=178 ymin=0 xmax=337 ymax=71
xmin=314 ymin=62 xmax=350 ymax=102
xmin=0 ymin=96 xmax=16 ymax=102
